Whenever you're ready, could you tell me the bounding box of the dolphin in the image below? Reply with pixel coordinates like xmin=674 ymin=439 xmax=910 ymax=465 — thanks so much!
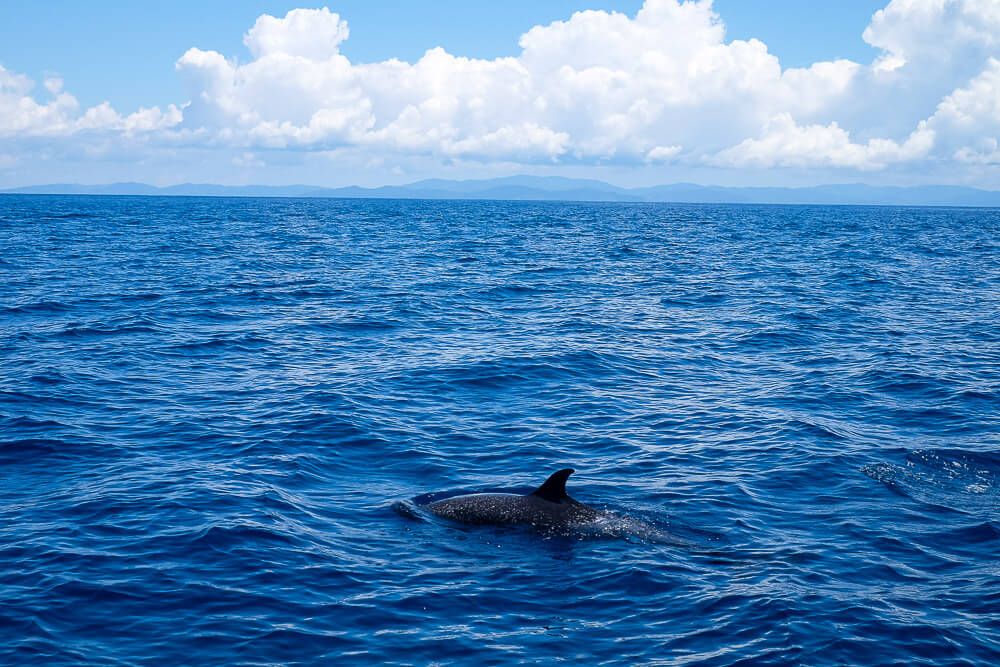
xmin=419 ymin=468 xmax=695 ymax=545
xmin=425 ymin=468 xmax=601 ymax=530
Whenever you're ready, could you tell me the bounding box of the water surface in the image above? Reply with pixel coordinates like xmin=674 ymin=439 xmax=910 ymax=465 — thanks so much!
xmin=1 ymin=195 xmax=998 ymax=664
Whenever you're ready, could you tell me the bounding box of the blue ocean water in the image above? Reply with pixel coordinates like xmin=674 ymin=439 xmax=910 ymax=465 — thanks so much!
xmin=1 ymin=194 xmax=998 ymax=665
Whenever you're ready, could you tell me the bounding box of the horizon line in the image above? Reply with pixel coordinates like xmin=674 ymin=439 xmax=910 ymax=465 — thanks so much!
xmin=4 ymin=177 xmax=1000 ymax=194
xmin=4 ymin=176 xmax=1000 ymax=209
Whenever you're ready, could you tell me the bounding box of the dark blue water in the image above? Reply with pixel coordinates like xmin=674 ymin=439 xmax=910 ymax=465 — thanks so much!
xmin=1 ymin=195 xmax=998 ymax=665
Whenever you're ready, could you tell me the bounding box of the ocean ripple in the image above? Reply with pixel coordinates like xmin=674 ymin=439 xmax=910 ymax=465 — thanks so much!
xmin=0 ymin=195 xmax=998 ymax=665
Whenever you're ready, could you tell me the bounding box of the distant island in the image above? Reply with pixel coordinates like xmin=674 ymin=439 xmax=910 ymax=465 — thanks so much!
xmin=4 ymin=175 xmax=1000 ymax=207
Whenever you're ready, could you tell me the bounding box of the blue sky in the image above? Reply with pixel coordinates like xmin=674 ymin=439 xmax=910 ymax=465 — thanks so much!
xmin=1 ymin=1 xmax=998 ymax=188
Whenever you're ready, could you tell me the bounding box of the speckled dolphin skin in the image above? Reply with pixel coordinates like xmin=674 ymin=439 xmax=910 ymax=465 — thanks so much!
xmin=426 ymin=468 xmax=600 ymax=529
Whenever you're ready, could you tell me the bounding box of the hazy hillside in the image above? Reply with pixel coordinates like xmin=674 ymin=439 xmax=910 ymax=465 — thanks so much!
xmin=5 ymin=177 xmax=1000 ymax=207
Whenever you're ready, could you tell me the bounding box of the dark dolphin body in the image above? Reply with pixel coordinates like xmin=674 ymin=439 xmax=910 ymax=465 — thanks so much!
xmin=420 ymin=469 xmax=700 ymax=546
xmin=426 ymin=468 xmax=601 ymax=530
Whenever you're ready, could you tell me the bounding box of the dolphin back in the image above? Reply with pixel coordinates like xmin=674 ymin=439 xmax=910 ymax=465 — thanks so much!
xmin=424 ymin=469 xmax=602 ymax=529
xmin=426 ymin=493 xmax=537 ymax=525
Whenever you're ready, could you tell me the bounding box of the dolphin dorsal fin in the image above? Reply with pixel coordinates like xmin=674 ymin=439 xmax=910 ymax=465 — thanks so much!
xmin=531 ymin=468 xmax=575 ymax=503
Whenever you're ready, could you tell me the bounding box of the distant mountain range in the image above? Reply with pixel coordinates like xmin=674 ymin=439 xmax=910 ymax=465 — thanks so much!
xmin=4 ymin=175 xmax=1000 ymax=207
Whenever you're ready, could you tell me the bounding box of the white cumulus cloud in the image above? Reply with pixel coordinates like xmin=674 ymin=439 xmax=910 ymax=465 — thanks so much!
xmin=2 ymin=0 xmax=1000 ymax=183
xmin=0 ymin=64 xmax=181 ymax=140
xmin=244 ymin=7 xmax=350 ymax=60
xmin=171 ymin=2 xmax=865 ymax=162
xmin=923 ymin=57 xmax=1000 ymax=163
xmin=712 ymin=113 xmax=935 ymax=170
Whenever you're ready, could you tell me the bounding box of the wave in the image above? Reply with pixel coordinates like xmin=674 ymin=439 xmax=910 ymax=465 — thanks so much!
xmin=863 ymin=448 xmax=999 ymax=520
xmin=0 ymin=437 xmax=118 ymax=464
xmin=1 ymin=300 xmax=75 ymax=316
xmin=57 ymin=324 xmax=161 ymax=337
xmin=392 ymin=349 xmax=633 ymax=392
xmin=167 ymin=333 xmax=273 ymax=352
xmin=42 ymin=212 xmax=98 ymax=220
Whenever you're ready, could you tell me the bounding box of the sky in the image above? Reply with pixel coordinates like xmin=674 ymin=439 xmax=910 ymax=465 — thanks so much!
xmin=1 ymin=0 xmax=998 ymax=188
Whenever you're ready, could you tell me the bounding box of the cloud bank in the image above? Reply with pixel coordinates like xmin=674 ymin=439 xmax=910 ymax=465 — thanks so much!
xmin=2 ymin=0 xmax=1000 ymax=182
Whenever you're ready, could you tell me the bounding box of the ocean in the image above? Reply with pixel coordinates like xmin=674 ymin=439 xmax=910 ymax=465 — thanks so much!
xmin=1 ymin=194 xmax=998 ymax=665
